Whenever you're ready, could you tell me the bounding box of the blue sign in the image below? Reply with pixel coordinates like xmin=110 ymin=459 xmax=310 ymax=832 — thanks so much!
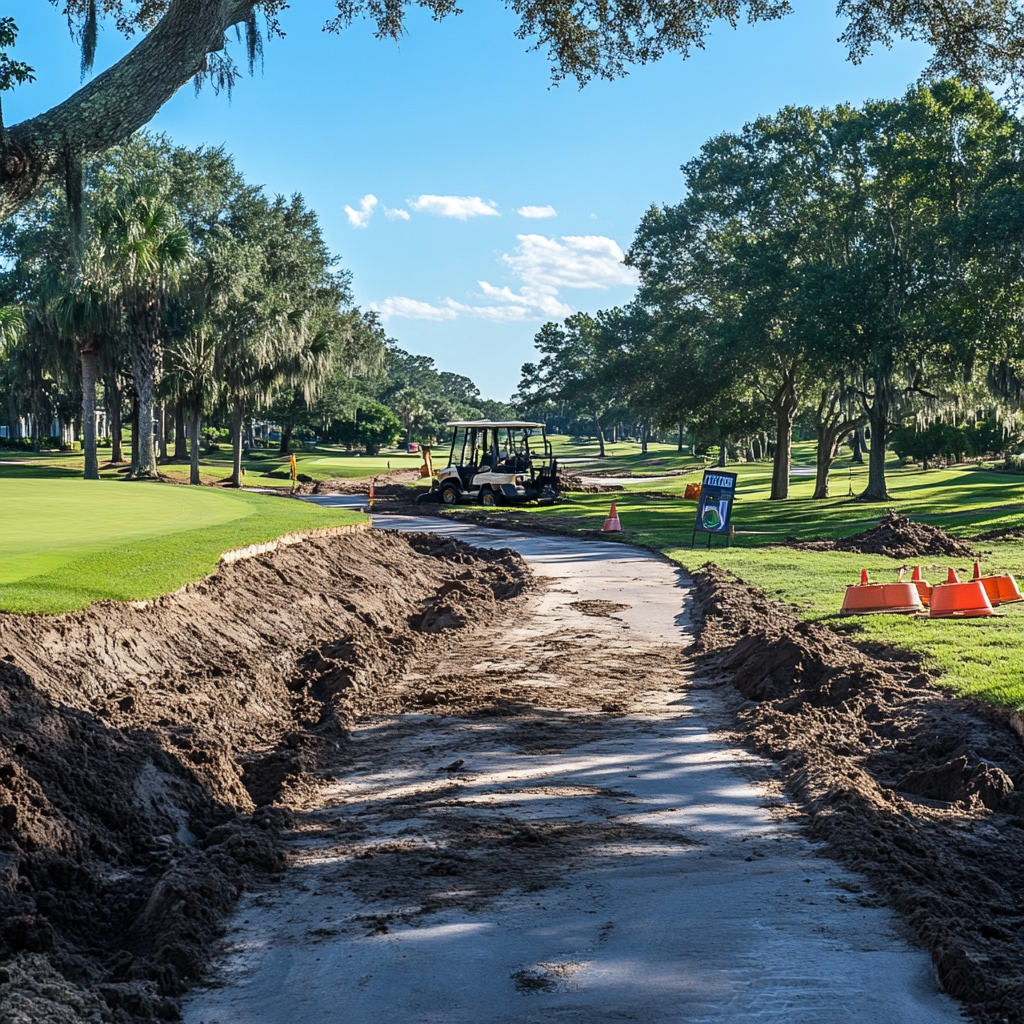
xmin=694 ymin=470 xmax=737 ymax=537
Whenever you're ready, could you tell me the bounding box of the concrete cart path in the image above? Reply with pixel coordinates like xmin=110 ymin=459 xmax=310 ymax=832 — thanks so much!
xmin=183 ymin=517 xmax=961 ymax=1024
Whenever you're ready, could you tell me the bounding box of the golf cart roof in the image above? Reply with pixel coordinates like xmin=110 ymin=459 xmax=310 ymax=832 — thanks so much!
xmin=446 ymin=419 xmax=546 ymax=429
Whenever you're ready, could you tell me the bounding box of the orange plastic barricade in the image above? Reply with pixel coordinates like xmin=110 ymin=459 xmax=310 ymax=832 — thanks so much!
xmin=841 ymin=569 xmax=923 ymax=615
xmin=929 ymin=568 xmax=994 ymax=619
xmin=602 ymin=501 xmax=623 ymax=533
xmin=910 ymin=566 xmax=931 ymax=607
xmin=971 ymin=562 xmax=1023 ymax=606
xmin=683 ymin=482 xmax=702 ymax=501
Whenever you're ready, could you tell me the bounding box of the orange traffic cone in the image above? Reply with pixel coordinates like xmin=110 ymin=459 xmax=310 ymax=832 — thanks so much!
xmin=911 ymin=566 xmax=931 ymax=606
xmin=929 ymin=567 xmax=994 ymax=618
xmin=841 ymin=568 xmax=923 ymax=615
xmin=367 ymin=481 xmax=375 ymax=512
xmin=971 ymin=561 xmax=1023 ymax=605
xmin=602 ymin=501 xmax=623 ymax=533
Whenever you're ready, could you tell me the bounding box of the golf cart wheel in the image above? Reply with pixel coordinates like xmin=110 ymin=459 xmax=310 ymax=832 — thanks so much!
xmin=439 ymin=483 xmax=460 ymax=505
xmin=480 ymin=489 xmax=500 ymax=507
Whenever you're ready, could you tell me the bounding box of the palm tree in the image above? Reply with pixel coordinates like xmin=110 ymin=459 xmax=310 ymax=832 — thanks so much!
xmin=166 ymin=324 xmax=216 ymax=485
xmin=2 ymin=313 xmax=58 ymax=451
xmin=0 ymin=306 xmax=24 ymax=351
xmin=396 ymin=388 xmax=423 ymax=449
xmin=96 ymin=177 xmax=192 ymax=479
xmin=37 ymin=248 xmax=115 ymax=480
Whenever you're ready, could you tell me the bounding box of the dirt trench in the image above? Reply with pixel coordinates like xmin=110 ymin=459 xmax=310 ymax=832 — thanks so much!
xmin=0 ymin=531 xmax=529 ymax=1023
xmin=690 ymin=564 xmax=1024 ymax=1024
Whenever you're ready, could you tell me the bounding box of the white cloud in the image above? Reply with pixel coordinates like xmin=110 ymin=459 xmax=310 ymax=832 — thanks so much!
xmin=374 ymin=233 xmax=636 ymax=325
xmin=499 ymin=234 xmax=637 ymax=292
xmin=344 ymin=194 xmax=378 ymax=228
xmin=516 ymin=205 xmax=557 ymax=219
xmin=373 ymin=296 xmax=459 ymax=322
xmin=384 ymin=206 xmax=410 ymax=221
xmin=408 ymin=195 xmax=500 ymax=219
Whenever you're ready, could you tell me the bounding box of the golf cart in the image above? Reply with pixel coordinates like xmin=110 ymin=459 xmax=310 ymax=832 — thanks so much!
xmin=426 ymin=420 xmax=560 ymax=506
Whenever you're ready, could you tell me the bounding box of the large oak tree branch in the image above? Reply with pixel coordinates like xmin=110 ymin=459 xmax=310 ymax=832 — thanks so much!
xmin=0 ymin=0 xmax=254 ymax=219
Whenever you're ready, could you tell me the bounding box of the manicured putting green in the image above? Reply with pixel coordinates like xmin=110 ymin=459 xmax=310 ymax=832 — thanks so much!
xmin=1 ymin=480 xmax=251 ymax=584
xmin=0 ymin=480 xmax=364 ymax=614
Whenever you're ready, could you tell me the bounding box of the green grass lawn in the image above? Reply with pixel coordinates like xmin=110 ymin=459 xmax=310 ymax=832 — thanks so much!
xmin=549 ymin=435 xmax=701 ymax=475
xmin=4 ymin=438 xmax=1022 ymax=706
xmin=0 ymin=479 xmax=365 ymax=614
xmin=467 ymin=442 xmax=1024 ymax=709
xmin=0 ymin=445 xmax=423 ymax=488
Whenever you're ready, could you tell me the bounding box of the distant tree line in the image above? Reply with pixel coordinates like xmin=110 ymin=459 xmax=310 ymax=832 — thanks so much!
xmin=517 ymin=81 xmax=1024 ymax=499
xmin=0 ymin=133 xmax=510 ymax=479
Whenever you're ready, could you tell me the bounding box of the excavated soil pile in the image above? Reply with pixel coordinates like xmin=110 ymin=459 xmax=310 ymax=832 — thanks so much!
xmin=0 ymin=531 xmax=529 ymax=1023
xmin=789 ymin=511 xmax=978 ymax=559
xmin=555 ymin=469 xmax=622 ymax=493
xmin=307 ymin=468 xmax=422 ymax=495
xmin=691 ymin=565 xmax=1024 ymax=1024
xmin=973 ymin=527 xmax=1024 ymax=541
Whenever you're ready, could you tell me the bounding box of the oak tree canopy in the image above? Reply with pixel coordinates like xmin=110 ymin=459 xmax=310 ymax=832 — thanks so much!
xmin=2 ymin=0 xmax=1023 ymax=219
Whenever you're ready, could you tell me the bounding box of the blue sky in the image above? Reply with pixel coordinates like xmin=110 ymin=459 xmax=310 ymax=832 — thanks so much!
xmin=8 ymin=2 xmax=930 ymax=399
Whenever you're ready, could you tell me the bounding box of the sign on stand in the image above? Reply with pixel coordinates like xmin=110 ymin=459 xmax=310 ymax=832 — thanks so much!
xmin=691 ymin=469 xmax=738 ymax=548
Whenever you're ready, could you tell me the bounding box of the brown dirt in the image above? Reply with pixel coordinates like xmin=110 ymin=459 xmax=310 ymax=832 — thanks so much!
xmin=307 ymin=468 xmax=422 ymax=495
xmin=567 ymin=600 xmax=631 ymax=617
xmin=690 ymin=564 xmax=1024 ymax=1024
xmin=972 ymin=527 xmax=1024 ymax=541
xmin=555 ymin=469 xmax=622 ymax=493
xmin=239 ymin=581 xmax=689 ymax=944
xmin=788 ymin=511 xmax=979 ymax=559
xmin=0 ymin=531 xmax=529 ymax=1022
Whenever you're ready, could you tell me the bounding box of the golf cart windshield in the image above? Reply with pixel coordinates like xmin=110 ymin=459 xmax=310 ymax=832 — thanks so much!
xmin=446 ymin=421 xmax=551 ymax=471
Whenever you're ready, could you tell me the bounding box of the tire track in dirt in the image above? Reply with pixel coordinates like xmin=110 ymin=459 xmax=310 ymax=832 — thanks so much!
xmin=183 ymin=518 xmax=961 ymax=1024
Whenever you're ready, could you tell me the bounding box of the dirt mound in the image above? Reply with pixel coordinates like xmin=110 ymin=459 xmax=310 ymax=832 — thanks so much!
xmin=0 ymin=531 xmax=529 ymax=1022
xmin=691 ymin=564 xmax=1024 ymax=1024
xmin=555 ymin=469 xmax=622 ymax=493
xmin=308 ymin=468 xmax=422 ymax=495
xmin=789 ymin=511 xmax=978 ymax=559
xmin=972 ymin=526 xmax=1024 ymax=541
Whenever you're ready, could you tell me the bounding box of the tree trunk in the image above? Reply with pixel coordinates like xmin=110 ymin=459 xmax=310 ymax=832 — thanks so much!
xmin=129 ymin=395 xmax=140 ymax=476
xmin=80 ymin=345 xmax=99 ymax=481
xmin=280 ymin=424 xmax=293 ymax=456
xmin=717 ymin=441 xmax=728 ymax=468
xmin=132 ymin=374 xmax=157 ymax=477
xmin=850 ymin=428 xmax=865 ymax=464
xmin=158 ymin=403 xmax=169 ymax=461
xmin=230 ymin=401 xmax=244 ymax=487
xmin=677 ymin=420 xmax=684 ymax=453
xmin=813 ymin=440 xmax=834 ymax=499
xmin=188 ymin=409 xmax=202 ymax=485
xmin=593 ymin=414 xmax=606 ymax=458
xmin=641 ymin=421 xmax=649 ymax=454
xmin=174 ymin=399 xmax=187 ymax=460
xmin=109 ymin=376 xmax=123 ymax=463
xmin=770 ymin=411 xmax=794 ymax=500
xmin=128 ymin=323 xmax=160 ymax=478
xmin=861 ymin=389 xmax=890 ymax=501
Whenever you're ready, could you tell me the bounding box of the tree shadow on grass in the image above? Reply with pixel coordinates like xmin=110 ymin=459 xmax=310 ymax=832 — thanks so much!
xmin=0 ymin=463 xmax=82 ymax=479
